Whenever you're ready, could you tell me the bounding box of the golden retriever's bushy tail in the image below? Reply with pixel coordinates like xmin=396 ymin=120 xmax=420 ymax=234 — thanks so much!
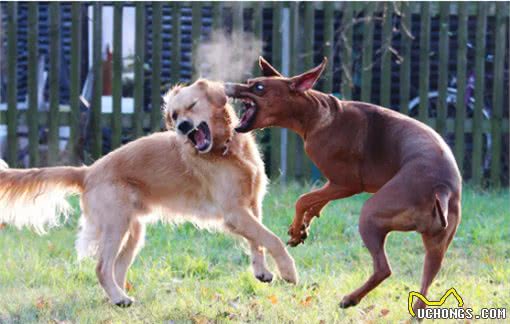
xmin=0 ymin=159 xmax=86 ymax=233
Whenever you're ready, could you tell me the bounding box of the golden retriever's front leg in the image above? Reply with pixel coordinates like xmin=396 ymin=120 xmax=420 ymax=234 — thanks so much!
xmin=248 ymin=240 xmax=273 ymax=282
xmin=225 ymin=209 xmax=298 ymax=284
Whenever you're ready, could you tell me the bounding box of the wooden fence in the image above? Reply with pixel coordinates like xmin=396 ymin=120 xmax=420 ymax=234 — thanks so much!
xmin=0 ymin=2 xmax=508 ymax=187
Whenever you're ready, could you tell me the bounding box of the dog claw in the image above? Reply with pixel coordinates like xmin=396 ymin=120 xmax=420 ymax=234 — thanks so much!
xmin=255 ymin=272 xmax=274 ymax=283
xmin=287 ymin=237 xmax=304 ymax=247
xmin=287 ymin=223 xmax=310 ymax=247
xmin=115 ymin=298 xmax=134 ymax=308
xmin=339 ymin=296 xmax=358 ymax=309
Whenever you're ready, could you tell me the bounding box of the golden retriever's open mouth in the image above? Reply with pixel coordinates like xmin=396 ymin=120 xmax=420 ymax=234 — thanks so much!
xmin=188 ymin=121 xmax=212 ymax=153
xmin=235 ymin=97 xmax=257 ymax=132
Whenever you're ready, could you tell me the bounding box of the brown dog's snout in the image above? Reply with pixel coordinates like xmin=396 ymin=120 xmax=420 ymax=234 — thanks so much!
xmin=224 ymin=82 xmax=247 ymax=97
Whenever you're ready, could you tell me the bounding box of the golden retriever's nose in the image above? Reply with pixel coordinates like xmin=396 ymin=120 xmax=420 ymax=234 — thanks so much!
xmin=177 ymin=120 xmax=194 ymax=135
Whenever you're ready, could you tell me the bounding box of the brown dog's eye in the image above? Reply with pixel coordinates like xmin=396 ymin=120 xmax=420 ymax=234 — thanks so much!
xmin=254 ymin=83 xmax=264 ymax=93
xmin=172 ymin=112 xmax=178 ymax=120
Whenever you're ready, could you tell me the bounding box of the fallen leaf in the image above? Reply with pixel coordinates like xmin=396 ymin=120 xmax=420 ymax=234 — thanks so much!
xmin=380 ymin=308 xmax=390 ymax=317
xmin=300 ymin=295 xmax=313 ymax=306
xmin=268 ymin=295 xmax=278 ymax=304
xmin=36 ymin=296 xmax=50 ymax=310
xmin=191 ymin=315 xmax=209 ymax=324
xmin=363 ymin=304 xmax=375 ymax=313
xmin=125 ymin=281 xmax=133 ymax=292
xmin=228 ymin=297 xmax=240 ymax=309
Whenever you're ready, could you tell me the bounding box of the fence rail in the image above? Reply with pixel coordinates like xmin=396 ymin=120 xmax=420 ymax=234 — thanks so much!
xmin=0 ymin=2 xmax=508 ymax=187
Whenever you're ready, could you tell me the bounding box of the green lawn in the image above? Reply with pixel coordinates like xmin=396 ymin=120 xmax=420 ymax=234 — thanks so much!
xmin=0 ymin=184 xmax=508 ymax=323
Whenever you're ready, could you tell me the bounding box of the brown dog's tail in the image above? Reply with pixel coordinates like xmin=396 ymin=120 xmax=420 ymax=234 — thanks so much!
xmin=434 ymin=186 xmax=451 ymax=229
xmin=0 ymin=160 xmax=86 ymax=233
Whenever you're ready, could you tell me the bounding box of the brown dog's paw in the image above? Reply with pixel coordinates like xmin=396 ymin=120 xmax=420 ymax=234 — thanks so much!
xmin=287 ymin=223 xmax=309 ymax=247
xmin=339 ymin=295 xmax=359 ymax=309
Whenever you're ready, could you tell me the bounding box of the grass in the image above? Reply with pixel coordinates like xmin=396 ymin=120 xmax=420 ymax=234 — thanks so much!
xmin=0 ymin=184 xmax=508 ymax=323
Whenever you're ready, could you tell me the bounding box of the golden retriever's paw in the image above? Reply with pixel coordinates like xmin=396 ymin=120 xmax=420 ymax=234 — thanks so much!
xmin=279 ymin=265 xmax=298 ymax=284
xmin=339 ymin=294 xmax=359 ymax=309
xmin=114 ymin=297 xmax=134 ymax=308
xmin=255 ymin=270 xmax=274 ymax=283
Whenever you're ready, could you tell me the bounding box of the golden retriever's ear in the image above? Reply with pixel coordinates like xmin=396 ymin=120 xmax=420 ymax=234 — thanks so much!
xmin=206 ymin=82 xmax=227 ymax=108
xmin=163 ymin=107 xmax=174 ymax=130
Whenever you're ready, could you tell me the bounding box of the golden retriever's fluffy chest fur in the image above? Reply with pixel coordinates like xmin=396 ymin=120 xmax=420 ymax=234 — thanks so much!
xmin=155 ymin=137 xmax=264 ymax=228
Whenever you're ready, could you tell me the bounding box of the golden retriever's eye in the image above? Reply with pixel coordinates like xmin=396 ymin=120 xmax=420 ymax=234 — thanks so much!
xmin=172 ymin=111 xmax=178 ymax=120
xmin=187 ymin=100 xmax=197 ymax=111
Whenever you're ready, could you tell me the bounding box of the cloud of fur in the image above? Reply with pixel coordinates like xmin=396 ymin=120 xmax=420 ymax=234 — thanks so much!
xmin=196 ymin=30 xmax=263 ymax=82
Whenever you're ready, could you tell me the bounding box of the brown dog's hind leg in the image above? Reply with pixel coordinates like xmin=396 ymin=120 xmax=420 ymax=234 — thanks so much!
xmin=340 ymin=213 xmax=391 ymax=308
xmin=340 ymin=171 xmax=427 ymax=308
xmin=413 ymin=200 xmax=460 ymax=313
xmin=114 ymin=220 xmax=145 ymax=291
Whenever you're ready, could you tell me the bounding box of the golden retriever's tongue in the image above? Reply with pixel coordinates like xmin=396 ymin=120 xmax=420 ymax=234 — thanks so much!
xmin=193 ymin=128 xmax=206 ymax=148
xmin=193 ymin=128 xmax=209 ymax=151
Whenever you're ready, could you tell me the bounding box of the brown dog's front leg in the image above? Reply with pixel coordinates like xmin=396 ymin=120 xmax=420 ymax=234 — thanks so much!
xmin=287 ymin=183 xmax=355 ymax=246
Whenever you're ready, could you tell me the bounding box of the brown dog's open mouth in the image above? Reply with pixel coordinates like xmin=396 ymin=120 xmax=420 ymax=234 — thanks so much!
xmin=188 ymin=121 xmax=212 ymax=153
xmin=235 ymin=97 xmax=257 ymax=133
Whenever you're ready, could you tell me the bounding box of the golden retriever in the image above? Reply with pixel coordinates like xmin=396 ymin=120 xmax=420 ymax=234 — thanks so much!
xmin=0 ymin=79 xmax=297 ymax=307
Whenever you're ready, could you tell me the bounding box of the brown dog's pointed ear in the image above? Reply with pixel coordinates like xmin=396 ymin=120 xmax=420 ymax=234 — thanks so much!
xmin=259 ymin=56 xmax=283 ymax=77
xmin=289 ymin=57 xmax=328 ymax=92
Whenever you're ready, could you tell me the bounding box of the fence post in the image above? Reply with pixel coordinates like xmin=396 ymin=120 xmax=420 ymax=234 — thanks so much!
xmin=455 ymin=3 xmax=467 ymax=176
xmin=134 ymin=3 xmax=145 ymax=139
xmin=191 ymin=3 xmax=202 ymax=81
xmin=27 ymin=3 xmax=39 ymax=167
xmin=471 ymin=3 xmax=487 ymax=186
xmin=233 ymin=3 xmax=243 ymax=33
xmin=112 ymin=3 xmax=122 ymax=149
xmin=380 ymin=3 xmax=392 ymax=108
xmin=6 ymin=3 xmax=17 ymax=166
xmin=303 ymin=2 xmax=317 ymax=181
xmin=361 ymin=3 xmax=375 ymax=103
xmin=151 ymin=3 xmax=163 ymax=132
xmin=340 ymin=4 xmax=353 ymax=100
xmin=437 ymin=2 xmax=449 ymax=137
xmin=285 ymin=2 xmax=299 ymax=181
xmin=418 ymin=2 xmax=430 ymax=124
xmin=251 ymin=2 xmax=262 ymax=77
xmin=70 ymin=3 xmax=82 ymax=162
xmin=490 ymin=2 xmax=507 ymax=187
xmin=323 ymin=2 xmax=334 ymax=94
xmin=91 ymin=3 xmax=103 ymax=160
xmin=399 ymin=2 xmax=412 ymax=114
xmin=172 ymin=3 xmax=181 ymax=84
xmin=212 ymin=2 xmax=222 ymax=30
xmin=270 ymin=2 xmax=282 ymax=179
xmin=48 ymin=3 xmax=60 ymax=165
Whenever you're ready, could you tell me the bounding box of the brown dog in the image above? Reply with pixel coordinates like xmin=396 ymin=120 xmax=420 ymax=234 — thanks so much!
xmin=225 ymin=57 xmax=462 ymax=312
xmin=0 ymin=79 xmax=297 ymax=307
